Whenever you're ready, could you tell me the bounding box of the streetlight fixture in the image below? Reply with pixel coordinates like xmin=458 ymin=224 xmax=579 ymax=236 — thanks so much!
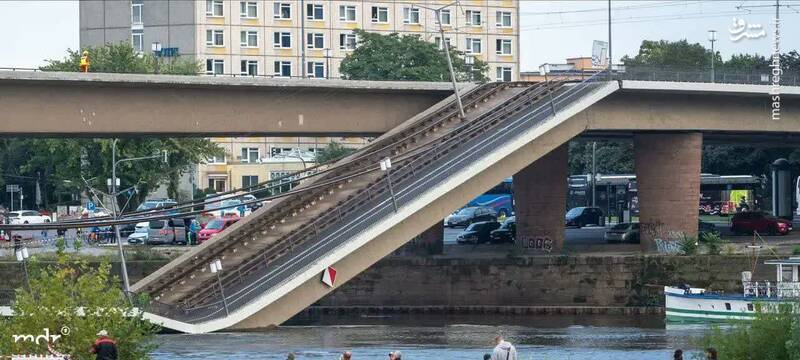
xmin=412 ymin=2 xmax=465 ymax=118
xmin=110 ymin=139 xmax=169 ymax=298
xmin=323 ymin=48 xmax=333 ymax=79
xmin=379 ymin=157 xmax=398 ymax=212
xmin=539 ymin=63 xmax=557 ymax=116
xmin=210 ymin=259 xmax=229 ymax=316
xmin=15 ymin=247 xmax=30 ymax=291
xmin=708 ymin=30 xmax=717 ymax=83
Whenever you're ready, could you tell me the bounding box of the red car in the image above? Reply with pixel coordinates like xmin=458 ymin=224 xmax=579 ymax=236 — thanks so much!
xmin=731 ymin=212 xmax=793 ymax=235
xmin=198 ymin=216 xmax=240 ymax=243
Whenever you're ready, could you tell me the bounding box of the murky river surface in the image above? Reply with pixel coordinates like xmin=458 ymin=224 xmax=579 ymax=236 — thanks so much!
xmin=151 ymin=314 xmax=711 ymax=359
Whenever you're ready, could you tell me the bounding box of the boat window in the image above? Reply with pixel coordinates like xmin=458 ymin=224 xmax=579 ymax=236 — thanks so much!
xmin=783 ymin=266 xmax=794 ymax=282
xmin=725 ymin=303 xmax=731 ymax=311
xmin=747 ymin=303 xmax=754 ymax=311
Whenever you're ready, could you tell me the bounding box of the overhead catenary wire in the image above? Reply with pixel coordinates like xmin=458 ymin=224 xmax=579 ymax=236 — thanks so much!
xmin=521 ymin=9 xmax=780 ymax=31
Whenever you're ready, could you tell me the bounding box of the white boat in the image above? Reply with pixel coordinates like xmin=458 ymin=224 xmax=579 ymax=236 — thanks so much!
xmin=665 ymin=257 xmax=800 ymax=322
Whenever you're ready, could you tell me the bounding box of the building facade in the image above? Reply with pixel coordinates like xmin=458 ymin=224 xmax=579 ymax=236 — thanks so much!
xmin=80 ymin=0 xmax=520 ymax=81
xmin=198 ymin=136 xmax=368 ymax=194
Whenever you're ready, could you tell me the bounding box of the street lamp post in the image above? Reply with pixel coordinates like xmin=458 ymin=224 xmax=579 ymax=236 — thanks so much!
xmin=380 ymin=157 xmax=398 ymax=212
xmin=210 ymin=259 xmax=229 ymax=316
xmin=708 ymin=30 xmax=717 ymax=83
xmin=15 ymin=247 xmax=30 ymax=291
xmin=465 ymin=55 xmax=475 ymax=82
xmin=414 ymin=2 xmax=465 ymax=118
xmin=110 ymin=139 xmax=168 ymax=298
xmin=591 ymin=142 xmax=597 ymax=208
xmin=539 ymin=63 xmax=557 ymax=116
xmin=324 ymin=48 xmax=332 ymax=79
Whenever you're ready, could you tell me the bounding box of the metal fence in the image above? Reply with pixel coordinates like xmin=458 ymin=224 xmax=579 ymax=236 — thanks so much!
xmin=618 ymin=66 xmax=799 ymax=86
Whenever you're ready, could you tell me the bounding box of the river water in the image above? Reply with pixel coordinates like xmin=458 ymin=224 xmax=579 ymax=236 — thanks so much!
xmin=151 ymin=314 xmax=710 ymax=359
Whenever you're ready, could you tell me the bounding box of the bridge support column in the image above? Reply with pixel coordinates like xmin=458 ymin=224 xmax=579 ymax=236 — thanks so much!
xmin=513 ymin=144 xmax=567 ymax=253
xmin=412 ymin=222 xmax=444 ymax=255
xmin=634 ymin=132 xmax=702 ymax=252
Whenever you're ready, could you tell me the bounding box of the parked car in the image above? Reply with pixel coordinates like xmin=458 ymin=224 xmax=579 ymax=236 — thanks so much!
xmin=198 ymin=216 xmax=241 ymax=243
xmin=147 ymin=218 xmax=188 ymax=245
xmin=445 ymin=206 xmax=497 ymax=228
xmin=605 ymin=222 xmax=640 ymax=243
xmin=240 ymin=194 xmax=262 ymax=211
xmin=698 ymin=220 xmax=720 ymax=239
xmin=118 ymin=223 xmax=137 ymax=238
xmin=731 ymin=212 xmax=792 ymax=235
xmin=489 ymin=216 xmax=516 ymax=244
xmin=127 ymin=222 xmax=150 ymax=244
xmin=8 ymin=210 xmax=51 ymax=224
xmin=565 ymin=207 xmax=604 ymax=228
xmin=136 ymin=198 xmax=177 ymax=212
xmin=456 ymin=221 xmax=501 ymax=244
xmin=205 ymin=199 xmax=250 ymax=218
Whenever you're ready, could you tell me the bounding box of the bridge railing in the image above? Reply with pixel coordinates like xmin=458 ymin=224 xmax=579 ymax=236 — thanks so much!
xmin=617 ymin=65 xmax=800 ymax=86
xmin=138 ymin=74 xmax=610 ymax=326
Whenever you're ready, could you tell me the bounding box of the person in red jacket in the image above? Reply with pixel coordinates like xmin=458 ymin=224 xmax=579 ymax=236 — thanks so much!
xmin=90 ymin=330 xmax=118 ymax=360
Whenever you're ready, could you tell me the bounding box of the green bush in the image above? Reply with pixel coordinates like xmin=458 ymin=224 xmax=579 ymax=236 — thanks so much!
xmin=679 ymin=234 xmax=698 ymax=255
xmin=702 ymin=232 xmax=727 ymax=255
xmin=698 ymin=302 xmax=800 ymax=360
xmin=793 ymin=246 xmax=800 ymax=256
xmin=0 ymin=250 xmax=159 ymax=359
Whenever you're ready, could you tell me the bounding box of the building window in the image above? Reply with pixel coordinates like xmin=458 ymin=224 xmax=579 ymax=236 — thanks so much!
xmin=270 ymin=171 xmax=297 ymax=194
xmin=307 ymin=62 xmax=324 ymax=78
xmin=206 ymin=29 xmax=224 ymax=46
xmin=270 ymin=147 xmax=294 ymax=157
xmin=437 ymin=9 xmax=451 ymax=25
xmin=434 ymin=36 xmax=451 ymax=50
xmin=371 ymin=6 xmax=388 ymax=23
xmin=496 ymin=67 xmax=512 ymax=82
xmin=465 ymin=10 xmax=482 ymax=26
xmin=240 ymin=147 xmax=260 ymax=163
xmin=205 ymin=59 xmax=224 ymax=75
xmin=496 ymin=11 xmax=512 ymax=27
xmin=465 ymin=38 xmax=482 ymax=54
xmin=306 ymin=3 xmax=324 ymax=20
xmin=208 ymin=177 xmax=227 ymax=192
xmin=131 ymin=2 xmax=143 ymax=24
xmin=339 ymin=33 xmax=356 ymax=50
xmin=240 ymin=60 xmax=258 ymax=75
xmin=131 ymin=32 xmax=144 ymax=53
xmin=207 ymin=155 xmax=226 ymax=164
xmin=339 ymin=5 xmax=356 ymax=22
xmin=240 ymin=1 xmax=257 ymax=18
xmin=242 ymin=175 xmax=259 ymax=188
xmin=273 ymin=2 xmax=291 ymax=19
xmin=274 ymin=61 xmax=292 ymax=77
xmin=307 ymin=33 xmax=324 ymax=49
xmin=402 ymin=7 xmax=420 ymax=24
xmin=496 ymin=39 xmax=512 ymax=55
xmin=206 ymin=0 xmax=224 ymax=16
xmin=273 ymin=31 xmax=291 ymax=48
xmin=241 ymin=30 xmax=258 ymax=47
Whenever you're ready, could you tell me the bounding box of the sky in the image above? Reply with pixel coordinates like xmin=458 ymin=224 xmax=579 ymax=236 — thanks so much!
xmin=1 ymin=0 xmax=799 ymax=71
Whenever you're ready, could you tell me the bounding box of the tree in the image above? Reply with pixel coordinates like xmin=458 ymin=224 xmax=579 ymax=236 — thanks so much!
xmin=0 ymin=248 xmax=159 ymax=360
xmin=315 ymin=142 xmax=357 ymax=164
xmin=339 ymin=29 xmax=488 ymax=82
xmin=0 ymin=42 xmax=221 ymax=211
xmin=621 ymin=39 xmax=719 ymax=70
xmin=41 ymin=42 xmax=199 ymax=75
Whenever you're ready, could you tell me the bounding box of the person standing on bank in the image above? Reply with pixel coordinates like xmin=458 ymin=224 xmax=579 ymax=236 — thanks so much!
xmin=491 ymin=335 xmax=517 ymax=360
xmin=705 ymin=347 xmax=718 ymax=360
xmin=673 ymin=349 xmax=683 ymax=360
xmin=90 ymin=330 xmax=118 ymax=360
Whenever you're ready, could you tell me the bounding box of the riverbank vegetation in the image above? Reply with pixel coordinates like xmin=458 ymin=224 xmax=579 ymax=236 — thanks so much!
xmin=698 ymin=303 xmax=800 ymax=359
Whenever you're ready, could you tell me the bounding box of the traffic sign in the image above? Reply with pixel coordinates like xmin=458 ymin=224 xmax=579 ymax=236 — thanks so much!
xmin=5 ymin=184 xmax=19 ymax=193
xmin=321 ymin=266 xmax=337 ymax=287
xmin=86 ymin=201 xmax=96 ymax=211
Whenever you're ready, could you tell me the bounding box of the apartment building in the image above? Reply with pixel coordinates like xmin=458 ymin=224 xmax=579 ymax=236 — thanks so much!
xmin=80 ymin=0 xmax=520 ymax=81
xmin=198 ymin=136 xmax=368 ymax=193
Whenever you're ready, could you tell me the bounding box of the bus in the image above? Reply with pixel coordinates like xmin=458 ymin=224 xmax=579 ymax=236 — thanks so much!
xmin=466 ymin=177 xmax=514 ymax=217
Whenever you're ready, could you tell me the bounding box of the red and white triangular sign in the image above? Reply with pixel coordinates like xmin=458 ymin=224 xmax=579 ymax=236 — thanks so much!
xmin=321 ymin=266 xmax=337 ymax=287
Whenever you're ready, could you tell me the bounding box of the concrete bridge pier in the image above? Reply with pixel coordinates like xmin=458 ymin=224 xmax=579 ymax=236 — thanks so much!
xmin=513 ymin=144 xmax=568 ymax=253
xmin=634 ymin=132 xmax=702 ymax=252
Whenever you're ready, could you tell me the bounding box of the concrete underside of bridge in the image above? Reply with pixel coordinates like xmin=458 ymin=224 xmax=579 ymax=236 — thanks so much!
xmin=0 ymin=71 xmax=461 ymax=136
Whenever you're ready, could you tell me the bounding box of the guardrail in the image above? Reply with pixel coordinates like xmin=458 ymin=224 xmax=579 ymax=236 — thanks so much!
xmin=618 ymin=67 xmax=800 ymax=86
xmin=140 ymin=74 xmax=607 ymax=325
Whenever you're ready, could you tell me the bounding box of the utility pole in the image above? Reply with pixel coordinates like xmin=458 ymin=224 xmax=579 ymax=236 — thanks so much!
xmin=591 ymin=142 xmax=597 ymax=208
xmin=110 ymin=139 xmax=130 ymax=298
xmin=607 ymin=0 xmax=612 ymax=80
xmin=300 ymin=0 xmax=306 ymax=79
xmin=708 ymin=30 xmax=717 ymax=83
xmin=414 ymin=2 xmax=465 ymax=118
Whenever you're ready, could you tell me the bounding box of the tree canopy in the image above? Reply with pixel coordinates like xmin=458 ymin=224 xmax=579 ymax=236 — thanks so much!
xmin=339 ymin=29 xmax=488 ymax=82
xmin=315 ymin=142 xmax=357 ymax=164
xmin=0 ymin=42 xmax=220 ymax=211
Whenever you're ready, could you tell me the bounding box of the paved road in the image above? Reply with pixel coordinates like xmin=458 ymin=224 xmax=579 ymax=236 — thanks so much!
xmin=444 ymin=225 xmax=608 ymax=245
